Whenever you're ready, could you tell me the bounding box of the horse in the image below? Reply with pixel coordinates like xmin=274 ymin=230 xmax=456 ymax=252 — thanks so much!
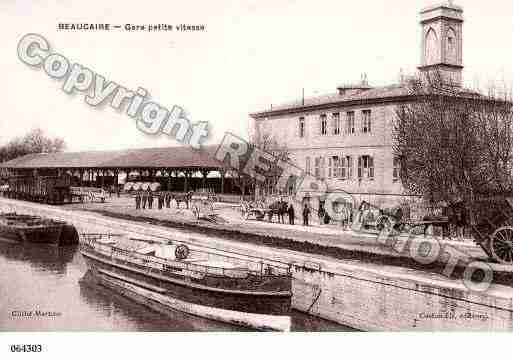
xmin=173 ymin=191 xmax=193 ymax=209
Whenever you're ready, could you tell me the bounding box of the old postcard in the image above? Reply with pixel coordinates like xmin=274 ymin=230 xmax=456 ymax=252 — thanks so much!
xmin=1 ymin=0 xmax=512 ymax=357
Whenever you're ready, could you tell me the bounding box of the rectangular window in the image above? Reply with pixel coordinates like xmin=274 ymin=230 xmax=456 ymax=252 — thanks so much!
xmin=321 ymin=157 xmax=326 ymax=179
xmin=339 ymin=156 xmax=345 ymax=179
xmin=299 ymin=117 xmax=305 ymax=138
xmin=328 ymin=157 xmax=332 ymax=178
xmin=393 ymin=157 xmax=400 ymax=181
xmin=358 ymin=155 xmax=374 ymax=180
xmin=332 ymin=113 xmax=341 ymax=135
xmin=314 ymin=157 xmax=321 ymax=179
xmin=332 ymin=156 xmax=339 ymax=178
xmin=306 ymin=157 xmax=311 ymax=175
xmin=362 ymin=110 xmax=372 ymax=133
xmin=346 ymin=111 xmax=355 ymax=135
xmin=320 ymin=114 xmax=328 ymax=136
xmin=345 ymin=156 xmax=353 ymax=179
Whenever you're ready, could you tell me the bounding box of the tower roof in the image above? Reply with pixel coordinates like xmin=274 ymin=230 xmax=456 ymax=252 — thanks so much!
xmin=420 ymin=1 xmax=463 ymax=23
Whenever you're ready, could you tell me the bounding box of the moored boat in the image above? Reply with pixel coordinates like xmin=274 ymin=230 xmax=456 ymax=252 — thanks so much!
xmin=0 ymin=212 xmax=66 ymax=245
xmin=79 ymin=233 xmax=293 ymax=331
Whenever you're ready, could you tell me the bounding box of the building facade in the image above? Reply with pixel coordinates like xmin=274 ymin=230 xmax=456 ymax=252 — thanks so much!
xmin=250 ymin=2 xmax=464 ymax=209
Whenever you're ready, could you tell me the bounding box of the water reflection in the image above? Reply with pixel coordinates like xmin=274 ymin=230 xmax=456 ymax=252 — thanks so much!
xmin=0 ymin=240 xmax=75 ymax=274
xmin=0 ymin=239 xmax=351 ymax=331
xmin=79 ymin=271 xmax=240 ymax=331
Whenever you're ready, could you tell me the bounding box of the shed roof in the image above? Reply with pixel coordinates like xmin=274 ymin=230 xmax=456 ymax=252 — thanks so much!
xmin=0 ymin=145 xmax=224 ymax=170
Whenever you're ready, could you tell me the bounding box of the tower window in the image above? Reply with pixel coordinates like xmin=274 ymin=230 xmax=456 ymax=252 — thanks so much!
xmin=425 ymin=27 xmax=439 ymax=65
xmin=446 ymin=28 xmax=457 ymax=63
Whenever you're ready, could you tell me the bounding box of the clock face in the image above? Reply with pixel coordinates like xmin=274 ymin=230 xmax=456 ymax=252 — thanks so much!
xmin=425 ymin=28 xmax=439 ymax=64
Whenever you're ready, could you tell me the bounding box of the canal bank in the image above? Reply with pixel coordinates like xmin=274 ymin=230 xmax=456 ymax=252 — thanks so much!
xmin=2 ymin=197 xmax=513 ymax=331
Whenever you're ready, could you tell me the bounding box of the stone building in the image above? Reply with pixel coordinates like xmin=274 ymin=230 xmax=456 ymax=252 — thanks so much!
xmin=249 ymin=1 xmax=465 ymax=209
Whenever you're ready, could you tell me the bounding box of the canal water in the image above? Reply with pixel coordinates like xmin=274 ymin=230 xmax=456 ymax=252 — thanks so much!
xmin=0 ymin=239 xmax=352 ymax=331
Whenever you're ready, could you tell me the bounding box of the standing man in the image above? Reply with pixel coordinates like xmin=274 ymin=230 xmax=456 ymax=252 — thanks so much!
xmin=158 ymin=192 xmax=164 ymax=210
xmin=278 ymin=199 xmax=285 ymax=224
xmin=135 ymin=191 xmax=141 ymax=210
xmin=165 ymin=192 xmax=171 ymax=208
xmin=148 ymin=190 xmax=154 ymax=209
xmin=303 ymin=203 xmax=310 ymax=226
xmin=287 ymin=203 xmax=295 ymax=225
xmin=318 ymin=203 xmax=325 ymax=226
xmin=141 ymin=190 xmax=148 ymax=209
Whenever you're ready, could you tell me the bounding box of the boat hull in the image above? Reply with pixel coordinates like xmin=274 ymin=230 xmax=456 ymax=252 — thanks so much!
xmin=81 ymin=249 xmax=292 ymax=331
xmin=0 ymin=223 xmax=63 ymax=245
xmin=90 ymin=267 xmax=291 ymax=331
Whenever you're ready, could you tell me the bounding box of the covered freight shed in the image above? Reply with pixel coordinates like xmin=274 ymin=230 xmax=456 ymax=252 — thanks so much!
xmin=0 ymin=145 xmax=246 ymax=195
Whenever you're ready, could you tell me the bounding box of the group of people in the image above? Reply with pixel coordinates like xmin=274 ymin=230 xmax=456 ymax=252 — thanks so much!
xmin=134 ymin=190 xmax=173 ymax=210
xmin=263 ymin=199 xmax=322 ymax=227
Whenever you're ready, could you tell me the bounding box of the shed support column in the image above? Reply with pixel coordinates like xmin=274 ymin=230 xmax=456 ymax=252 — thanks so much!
xmin=220 ymin=170 xmax=225 ymax=194
xmin=184 ymin=171 xmax=190 ymax=192
xmin=115 ymin=170 xmax=120 ymax=197
xmin=201 ymin=170 xmax=209 ymax=190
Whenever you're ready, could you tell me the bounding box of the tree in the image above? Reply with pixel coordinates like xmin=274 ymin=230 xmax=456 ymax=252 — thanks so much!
xmin=394 ymin=71 xmax=513 ymax=207
xmin=0 ymin=128 xmax=66 ymax=163
xmin=222 ymin=133 xmax=291 ymax=199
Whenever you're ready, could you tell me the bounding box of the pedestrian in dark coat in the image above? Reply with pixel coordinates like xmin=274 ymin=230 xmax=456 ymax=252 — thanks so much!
xmin=157 ymin=192 xmax=163 ymax=210
xmin=278 ymin=200 xmax=285 ymax=224
xmin=141 ymin=190 xmax=148 ymax=209
xmin=148 ymin=190 xmax=154 ymax=209
xmin=135 ymin=191 xmax=141 ymax=210
xmin=303 ymin=204 xmax=310 ymax=226
xmin=287 ymin=203 xmax=295 ymax=225
xmin=165 ymin=192 xmax=171 ymax=208
xmin=318 ymin=203 xmax=325 ymax=226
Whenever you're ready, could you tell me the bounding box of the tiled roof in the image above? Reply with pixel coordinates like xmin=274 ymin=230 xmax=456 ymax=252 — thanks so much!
xmin=0 ymin=145 xmax=224 ymax=169
xmin=251 ymin=84 xmax=412 ymax=118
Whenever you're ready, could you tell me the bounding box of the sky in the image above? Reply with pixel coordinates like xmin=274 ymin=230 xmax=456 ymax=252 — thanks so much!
xmin=1 ymin=0 xmax=512 ymax=152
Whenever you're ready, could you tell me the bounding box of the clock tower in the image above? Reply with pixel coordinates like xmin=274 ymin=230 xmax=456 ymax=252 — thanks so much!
xmin=418 ymin=1 xmax=464 ymax=86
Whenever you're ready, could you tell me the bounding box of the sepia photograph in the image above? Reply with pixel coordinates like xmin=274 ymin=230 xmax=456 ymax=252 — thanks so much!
xmin=1 ymin=0 xmax=512 ymax=357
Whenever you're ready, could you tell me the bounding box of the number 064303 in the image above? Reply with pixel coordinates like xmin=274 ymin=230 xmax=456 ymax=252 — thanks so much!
xmin=10 ymin=344 xmax=42 ymax=353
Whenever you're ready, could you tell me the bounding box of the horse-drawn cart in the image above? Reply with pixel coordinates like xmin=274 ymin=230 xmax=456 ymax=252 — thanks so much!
xmin=469 ymin=196 xmax=513 ymax=264
xmin=240 ymin=200 xmax=267 ymax=221
xmin=371 ymin=195 xmax=513 ymax=265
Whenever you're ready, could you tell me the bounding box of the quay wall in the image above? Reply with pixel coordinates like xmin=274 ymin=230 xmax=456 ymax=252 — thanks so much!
xmin=2 ymin=198 xmax=513 ymax=331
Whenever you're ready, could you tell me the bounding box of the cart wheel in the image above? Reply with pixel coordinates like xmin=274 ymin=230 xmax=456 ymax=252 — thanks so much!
xmin=490 ymin=226 xmax=513 ymax=264
xmin=376 ymin=216 xmax=392 ymax=231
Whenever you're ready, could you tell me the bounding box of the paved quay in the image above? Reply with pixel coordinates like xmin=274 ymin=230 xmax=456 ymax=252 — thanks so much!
xmin=59 ymin=195 xmax=513 ymax=286
xmin=3 ymin=196 xmax=513 ymax=331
